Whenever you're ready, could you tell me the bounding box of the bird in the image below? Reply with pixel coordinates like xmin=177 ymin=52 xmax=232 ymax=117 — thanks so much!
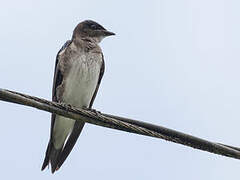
xmin=41 ymin=20 xmax=115 ymax=173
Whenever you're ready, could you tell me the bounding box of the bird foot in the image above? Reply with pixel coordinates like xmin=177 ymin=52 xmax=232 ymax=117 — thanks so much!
xmin=83 ymin=107 xmax=102 ymax=117
xmin=60 ymin=102 xmax=73 ymax=110
xmin=91 ymin=108 xmax=102 ymax=117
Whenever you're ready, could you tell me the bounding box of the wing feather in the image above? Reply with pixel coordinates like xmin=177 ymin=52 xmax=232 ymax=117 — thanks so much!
xmin=41 ymin=40 xmax=72 ymax=172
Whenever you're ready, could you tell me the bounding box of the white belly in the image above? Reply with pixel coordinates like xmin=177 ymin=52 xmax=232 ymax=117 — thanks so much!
xmin=53 ymin=54 xmax=102 ymax=149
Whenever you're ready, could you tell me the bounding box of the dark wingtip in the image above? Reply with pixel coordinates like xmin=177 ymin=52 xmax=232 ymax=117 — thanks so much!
xmin=41 ymin=141 xmax=52 ymax=171
xmin=41 ymin=156 xmax=58 ymax=174
xmin=41 ymin=164 xmax=47 ymax=171
xmin=41 ymin=157 xmax=50 ymax=171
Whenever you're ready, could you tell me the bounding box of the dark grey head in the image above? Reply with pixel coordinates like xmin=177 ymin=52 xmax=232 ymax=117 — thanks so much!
xmin=72 ymin=20 xmax=115 ymax=43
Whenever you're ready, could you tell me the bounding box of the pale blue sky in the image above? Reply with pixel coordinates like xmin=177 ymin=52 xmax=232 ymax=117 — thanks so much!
xmin=1 ymin=0 xmax=240 ymax=179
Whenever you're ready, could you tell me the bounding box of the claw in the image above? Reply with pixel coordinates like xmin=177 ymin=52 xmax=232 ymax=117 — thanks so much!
xmin=82 ymin=107 xmax=102 ymax=117
xmin=91 ymin=108 xmax=102 ymax=117
xmin=60 ymin=102 xmax=72 ymax=110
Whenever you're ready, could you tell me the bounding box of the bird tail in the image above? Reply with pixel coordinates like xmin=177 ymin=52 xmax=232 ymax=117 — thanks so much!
xmin=41 ymin=121 xmax=85 ymax=173
xmin=41 ymin=141 xmax=62 ymax=173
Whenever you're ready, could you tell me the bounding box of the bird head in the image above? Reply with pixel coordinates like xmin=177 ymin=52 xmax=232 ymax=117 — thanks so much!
xmin=73 ymin=20 xmax=115 ymax=43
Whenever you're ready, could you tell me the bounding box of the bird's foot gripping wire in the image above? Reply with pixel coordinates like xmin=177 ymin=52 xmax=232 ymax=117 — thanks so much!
xmin=82 ymin=107 xmax=102 ymax=118
xmin=59 ymin=102 xmax=73 ymax=111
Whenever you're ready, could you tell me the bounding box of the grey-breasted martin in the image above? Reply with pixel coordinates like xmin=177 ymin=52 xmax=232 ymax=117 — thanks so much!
xmin=41 ymin=20 xmax=115 ymax=173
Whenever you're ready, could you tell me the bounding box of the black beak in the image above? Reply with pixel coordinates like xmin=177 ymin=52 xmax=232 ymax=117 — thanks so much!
xmin=102 ymin=30 xmax=115 ymax=36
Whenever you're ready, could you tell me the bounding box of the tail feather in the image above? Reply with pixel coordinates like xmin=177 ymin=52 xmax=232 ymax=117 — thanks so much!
xmin=41 ymin=141 xmax=63 ymax=173
xmin=49 ymin=146 xmax=62 ymax=173
xmin=41 ymin=121 xmax=85 ymax=173
xmin=57 ymin=122 xmax=85 ymax=169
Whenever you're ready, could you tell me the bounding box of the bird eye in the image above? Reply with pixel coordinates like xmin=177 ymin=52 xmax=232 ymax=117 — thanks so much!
xmin=90 ymin=24 xmax=97 ymax=29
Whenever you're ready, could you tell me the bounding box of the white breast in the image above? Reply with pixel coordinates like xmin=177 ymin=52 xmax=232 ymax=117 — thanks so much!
xmin=63 ymin=53 xmax=102 ymax=107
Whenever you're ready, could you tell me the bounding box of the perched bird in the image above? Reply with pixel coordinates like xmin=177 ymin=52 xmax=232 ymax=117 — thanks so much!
xmin=41 ymin=20 xmax=115 ymax=173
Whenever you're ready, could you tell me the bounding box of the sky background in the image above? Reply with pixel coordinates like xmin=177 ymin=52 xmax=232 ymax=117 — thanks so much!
xmin=1 ymin=0 xmax=240 ymax=179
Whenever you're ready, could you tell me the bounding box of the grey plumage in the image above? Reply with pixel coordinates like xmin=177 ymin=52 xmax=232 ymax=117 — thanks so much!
xmin=41 ymin=20 xmax=114 ymax=173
